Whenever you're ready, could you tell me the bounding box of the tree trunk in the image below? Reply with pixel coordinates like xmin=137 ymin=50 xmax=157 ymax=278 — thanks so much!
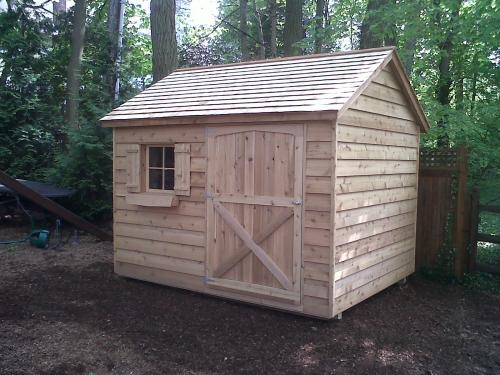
xmin=470 ymin=52 xmax=478 ymax=114
xmin=434 ymin=0 xmax=462 ymax=147
xmin=239 ymin=0 xmax=249 ymax=61
xmin=114 ymin=0 xmax=125 ymax=103
xmin=401 ymin=0 xmax=423 ymax=75
xmin=284 ymin=0 xmax=303 ymax=56
xmin=401 ymin=34 xmax=417 ymax=75
xmin=314 ymin=0 xmax=325 ymax=54
xmin=150 ymin=0 xmax=177 ymax=83
xmin=359 ymin=0 xmax=395 ymax=49
xmin=435 ymin=1 xmax=461 ymax=106
xmin=65 ymin=0 xmax=87 ymax=129
xmin=108 ymin=0 xmax=124 ymax=103
xmin=266 ymin=0 xmax=277 ymax=57
xmin=252 ymin=0 xmax=265 ymax=59
xmin=454 ymin=55 xmax=464 ymax=111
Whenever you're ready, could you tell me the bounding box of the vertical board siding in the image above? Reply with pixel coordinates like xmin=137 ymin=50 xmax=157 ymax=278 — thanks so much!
xmin=333 ymin=79 xmax=419 ymax=315
xmin=113 ymin=126 xmax=207 ymax=278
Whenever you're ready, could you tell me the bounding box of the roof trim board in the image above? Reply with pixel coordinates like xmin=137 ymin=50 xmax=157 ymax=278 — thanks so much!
xmin=102 ymin=111 xmax=338 ymax=128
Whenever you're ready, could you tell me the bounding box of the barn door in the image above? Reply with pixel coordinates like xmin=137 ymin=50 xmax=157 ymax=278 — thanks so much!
xmin=206 ymin=125 xmax=304 ymax=304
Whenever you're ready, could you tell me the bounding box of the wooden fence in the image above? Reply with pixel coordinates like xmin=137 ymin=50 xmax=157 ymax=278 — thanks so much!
xmin=415 ymin=146 xmax=469 ymax=277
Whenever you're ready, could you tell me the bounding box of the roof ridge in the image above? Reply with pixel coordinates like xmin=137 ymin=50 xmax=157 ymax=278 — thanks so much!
xmin=174 ymin=47 xmax=395 ymax=73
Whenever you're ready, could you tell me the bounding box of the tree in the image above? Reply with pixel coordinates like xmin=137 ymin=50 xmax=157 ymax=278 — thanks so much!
xmin=435 ymin=0 xmax=462 ymax=107
xmin=108 ymin=0 xmax=125 ymax=103
xmin=239 ymin=0 xmax=249 ymax=60
xmin=252 ymin=0 xmax=265 ymax=59
xmin=150 ymin=0 xmax=177 ymax=83
xmin=359 ymin=0 xmax=396 ymax=49
xmin=65 ymin=0 xmax=87 ymax=129
xmin=314 ymin=0 xmax=325 ymax=53
xmin=399 ymin=0 xmax=422 ymax=75
xmin=433 ymin=0 xmax=462 ymax=146
xmin=284 ymin=0 xmax=303 ymax=56
xmin=266 ymin=0 xmax=277 ymax=57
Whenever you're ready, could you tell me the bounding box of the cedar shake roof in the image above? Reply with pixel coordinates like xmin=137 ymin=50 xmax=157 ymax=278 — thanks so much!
xmin=101 ymin=47 xmax=429 ymax=131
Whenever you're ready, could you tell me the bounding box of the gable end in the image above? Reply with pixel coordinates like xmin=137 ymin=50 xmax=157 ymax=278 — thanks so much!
xmin=339 ymin=50 xmax=429 ymax=133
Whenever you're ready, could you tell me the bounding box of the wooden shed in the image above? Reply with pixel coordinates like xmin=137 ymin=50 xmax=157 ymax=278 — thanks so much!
xmin=101 ymin=47 xmax=429 ymax=319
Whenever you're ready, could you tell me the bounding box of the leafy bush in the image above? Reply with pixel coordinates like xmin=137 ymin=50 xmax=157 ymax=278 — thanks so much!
xmin=46 ymin=123 xmax=113 ymax=221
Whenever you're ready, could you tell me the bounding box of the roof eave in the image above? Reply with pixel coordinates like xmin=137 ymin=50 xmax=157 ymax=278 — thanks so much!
xmin=100 ymin=110 xmax=338 ymax=128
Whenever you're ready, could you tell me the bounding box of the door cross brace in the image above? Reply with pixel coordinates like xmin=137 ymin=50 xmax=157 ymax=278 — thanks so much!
xmin=212 ymin=200 xmax=294 ymax=291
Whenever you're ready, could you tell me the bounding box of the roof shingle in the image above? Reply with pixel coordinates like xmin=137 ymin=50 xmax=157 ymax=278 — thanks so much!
xmin=101 ymin=48 xmax=394 ymax=121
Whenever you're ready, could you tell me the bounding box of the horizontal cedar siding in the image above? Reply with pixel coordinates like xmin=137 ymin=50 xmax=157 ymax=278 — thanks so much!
xmin=303 ymin=121 xmax=332 ymax=315
xmin=113 ymin=126 xmax=207 ymax=279
xmin=333 ymin=78 xmax=419 ymax=311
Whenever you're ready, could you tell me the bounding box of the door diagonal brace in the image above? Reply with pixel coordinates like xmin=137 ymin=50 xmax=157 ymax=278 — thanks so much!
xmin=212 ymin=200 xmax=294 ymax=291
xmin=213 ymin=208 xmax=294 ymax=278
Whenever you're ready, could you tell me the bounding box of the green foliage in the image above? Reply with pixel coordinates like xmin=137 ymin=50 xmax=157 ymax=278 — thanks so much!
xmin=179 ymin=24 xmax=238 ymax=67
xmin=46 ymin=123 xmax=113 ymax=220
xmin=0 ymin=3 xmax=67 ymax=179
xmin=120 ymin=2 xmax=153 ymax=94
xmin=0 ymin=0 xmax=152 ymax=220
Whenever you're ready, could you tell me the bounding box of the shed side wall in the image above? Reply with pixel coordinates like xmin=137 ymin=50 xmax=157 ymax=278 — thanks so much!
xmin=333 ymin=65 xmax=420 ymax=315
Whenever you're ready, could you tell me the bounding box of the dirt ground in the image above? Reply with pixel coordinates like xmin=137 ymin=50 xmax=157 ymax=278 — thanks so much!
xmin=0 ymin=226 xmax=499 ymax=375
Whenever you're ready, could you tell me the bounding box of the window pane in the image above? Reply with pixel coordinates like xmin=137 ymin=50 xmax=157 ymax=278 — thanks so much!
xmin=149 ymin=147 xmax=163 ymax=168
xmin=149 ymin=169 xmax=162 ymax=189
xmin=164 ymin=169 xmax=174 ymax=190
xmin=164 ymin=147 xmax=175 ymax=168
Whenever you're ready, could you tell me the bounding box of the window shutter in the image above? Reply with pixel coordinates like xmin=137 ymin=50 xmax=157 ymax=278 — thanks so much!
xmin=174 ymin=143 xmax=191 ymax=196
xmin=126 ymin=144 xmax=141 ymax=193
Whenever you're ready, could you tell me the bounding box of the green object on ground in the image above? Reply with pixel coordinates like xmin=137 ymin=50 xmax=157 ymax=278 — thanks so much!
xmin=29 ymin=230 xmax=50 ymax=249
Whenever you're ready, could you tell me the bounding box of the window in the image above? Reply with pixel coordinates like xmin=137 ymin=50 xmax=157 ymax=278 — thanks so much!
xmin=147 ymin=146 xmax=175 ymax=191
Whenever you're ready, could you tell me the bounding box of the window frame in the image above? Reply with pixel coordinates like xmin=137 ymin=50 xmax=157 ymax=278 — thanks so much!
xmin=145 ymin=145 xmax=175 ymax=192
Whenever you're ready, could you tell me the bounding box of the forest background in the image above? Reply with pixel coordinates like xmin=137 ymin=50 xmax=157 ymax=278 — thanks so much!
xmin=0 ymin=0 xmax=498 ymax=221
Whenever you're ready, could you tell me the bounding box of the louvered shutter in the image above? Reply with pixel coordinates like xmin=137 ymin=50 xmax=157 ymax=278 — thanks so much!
xmin=126 ymin=144 xmax=141 ymax=192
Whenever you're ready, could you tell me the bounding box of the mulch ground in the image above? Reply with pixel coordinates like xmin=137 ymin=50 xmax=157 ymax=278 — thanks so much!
xmin=0 ymin=226 xmax=499 ymax=375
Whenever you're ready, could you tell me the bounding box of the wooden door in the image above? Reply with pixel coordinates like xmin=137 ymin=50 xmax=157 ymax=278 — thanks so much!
xmin=206 ymin=125 xmax=304 ymax=304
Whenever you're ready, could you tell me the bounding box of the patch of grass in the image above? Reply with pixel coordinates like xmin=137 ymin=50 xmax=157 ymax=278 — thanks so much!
xmin=476 ymin=176 xmax=500 ymax=267
xmin=477 ymin=244 xmax=500 ymax=266
xmin=462 ymin=271 xmax=500 ymax=294
xmin=419 ymin=267 xmax=456 ymax=284
xmin=476 ymin=177 xmax=500 ymax=236
xmin=474 ymin=178 xmax=500 ymax=286
xmin=477 ymin=177 xmax=500 ymax=204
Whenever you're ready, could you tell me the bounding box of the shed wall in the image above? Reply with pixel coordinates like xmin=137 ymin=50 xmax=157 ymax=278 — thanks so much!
xmin=333 ymin=66 xmax=420 ymax=315
xmin=304 ymin=121 xmax=335 ymax=317
xmin=112 ymin=121 xmax=335 ymax=318
xmin=114 ymin=125 xmax=207 ymax=292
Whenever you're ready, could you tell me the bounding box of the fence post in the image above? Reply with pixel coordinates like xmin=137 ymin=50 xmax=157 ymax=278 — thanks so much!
xmin=454 ymin=145 xmax=468 ymax=277
xmin=469 ymin=187 xmax=480 ymax=271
